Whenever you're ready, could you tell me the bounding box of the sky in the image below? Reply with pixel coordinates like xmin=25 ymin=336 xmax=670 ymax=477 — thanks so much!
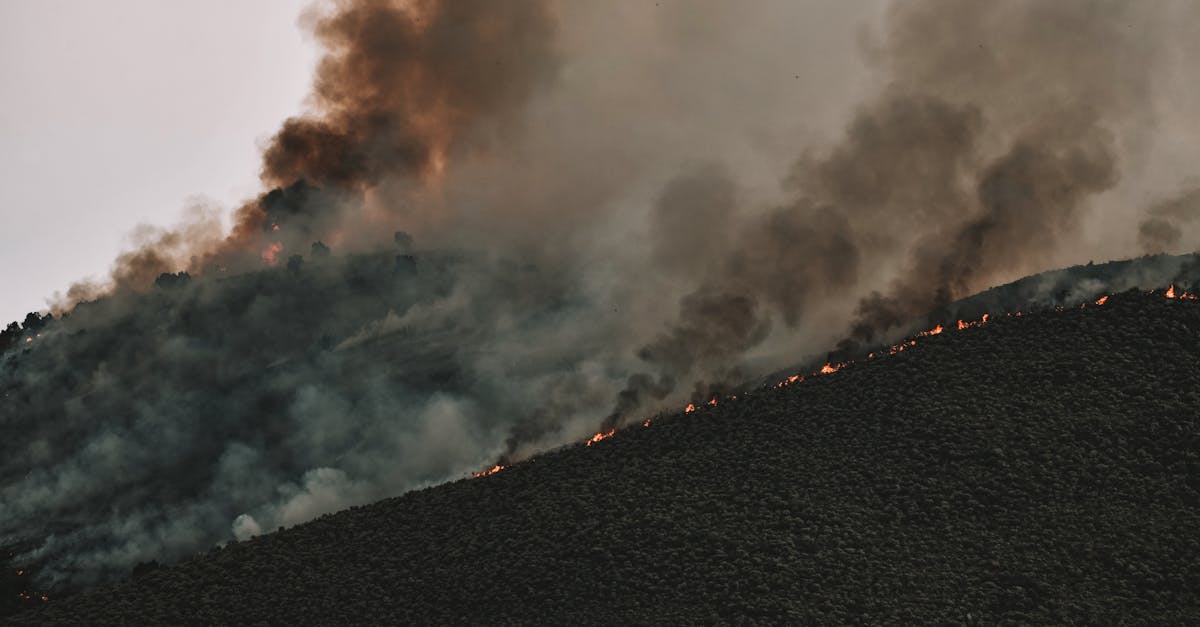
xmin=0 ymin=1 xmax=317 ymax=324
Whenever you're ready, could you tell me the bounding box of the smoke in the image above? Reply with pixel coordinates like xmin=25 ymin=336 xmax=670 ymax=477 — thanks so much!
xmin=1138 ymin=187 xmax=1200 ymax=253
xmin=5 ymin=0 xmax=1200 ymax=591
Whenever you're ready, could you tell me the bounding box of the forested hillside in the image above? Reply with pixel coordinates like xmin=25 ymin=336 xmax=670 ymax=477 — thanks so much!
xmin=14 ymin=290 xmax=1199 ymax=624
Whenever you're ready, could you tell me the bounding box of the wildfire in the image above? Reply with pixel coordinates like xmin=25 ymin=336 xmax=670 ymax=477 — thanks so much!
xmin=261 ymin=241 xmax=284 ymax=265
xmin=1162 ymin=284 xmax=1199 ymax=300
xmin=471 ymin=464 xmax=504 ymax=478
xmin=917 ymin=324 xmax=944 ymax=337
xmin=548 ymin=287 xmax=1196 ymax=487
xmin=586 ymin=429 xmax=616 ymax=446
xmin=819 ymin=362 xmax=841 ymax=375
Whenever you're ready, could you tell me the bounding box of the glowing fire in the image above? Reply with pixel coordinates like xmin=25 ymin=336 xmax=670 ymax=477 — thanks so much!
xmin=478 ymin=287 xmax=1196 ymax=486
xmin=261 ymin=241 xmax=284 ymax=265
xmin=272 ymin=224 xmax=280 ymax=232
xmin=471 ymin=464 xmax=504 ymax=478
xmin=585 ymin=430 xmax=614 ymax=444
xmin=917 ymin=324 xmax=944 ymax=337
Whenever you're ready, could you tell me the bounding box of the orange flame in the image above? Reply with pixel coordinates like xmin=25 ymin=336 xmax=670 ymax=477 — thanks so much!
xmin=684 ymin=403 xmax=695 ymax=413
xmin=1095 ymin=295 xmax=1109 ymax=306
xmin=261 ymin=242 xmax=284 ymax=265
xmin=1166 ymin=284 xmax=1177 ymax=299
xmin=586 ymin=429 xmax=615 ymax=446
xmin=708 ymin=397 xmax=718 ymax=406
xmin=819 ymin=362 xmax=840 ymax=375
xmin=918 ymin=323 xmax=944 ymax=336
xmin=471 ymin=464 xmax=504 ymax=478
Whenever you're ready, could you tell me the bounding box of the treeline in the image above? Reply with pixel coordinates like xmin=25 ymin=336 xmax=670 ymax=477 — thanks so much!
xmin=0 ymin=311 xmax=53 ymax=356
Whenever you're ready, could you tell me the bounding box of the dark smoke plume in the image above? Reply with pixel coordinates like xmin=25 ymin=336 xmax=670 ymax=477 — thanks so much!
xmin=1138 ymin=187 xmax=1200 ymax=253
xmin=261 ymin=0 xmax=558 ymax=189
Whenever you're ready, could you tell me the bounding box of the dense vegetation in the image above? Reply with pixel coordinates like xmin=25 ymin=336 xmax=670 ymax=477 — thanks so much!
xmin=11 ymin=290 xmax=1199 ymax=624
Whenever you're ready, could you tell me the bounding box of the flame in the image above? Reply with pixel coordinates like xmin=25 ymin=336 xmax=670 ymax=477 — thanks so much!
xmin=272 ymin=224 xmax=280 ymax=232
xmin=918 ymin=324 xmax=944 ymax=337
xmin=261 ymin=241 xmax=284 ymax=265
xmin=25 ymin=337 xmax=32 ymax=343
xmin=585 ymin=430 xmax=614 ymax=444
xmin=471 ymin=464 xmax=504 ymax=478
xmin=572 ymin=288 xmax=1195 ymax=479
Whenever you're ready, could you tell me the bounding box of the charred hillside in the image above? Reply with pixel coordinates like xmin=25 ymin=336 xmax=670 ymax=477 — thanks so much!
xmin=14 ymin=290 xmax=1200 ymax=624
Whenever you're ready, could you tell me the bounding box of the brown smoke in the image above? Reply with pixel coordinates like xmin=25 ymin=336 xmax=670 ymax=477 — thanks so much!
xmin=76 ymin=0 xmax=559 ymax=298
xmin=262 ymin=0 xmax=558 ymax=189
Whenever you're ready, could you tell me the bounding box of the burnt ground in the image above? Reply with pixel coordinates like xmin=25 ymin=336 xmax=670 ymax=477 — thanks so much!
xmin=11 ymin=291 xmax=1200 ymax=624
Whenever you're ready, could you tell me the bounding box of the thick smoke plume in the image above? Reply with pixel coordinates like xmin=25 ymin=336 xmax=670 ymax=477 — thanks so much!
xmin=5 ymin=0 xmax=1200 ymax=591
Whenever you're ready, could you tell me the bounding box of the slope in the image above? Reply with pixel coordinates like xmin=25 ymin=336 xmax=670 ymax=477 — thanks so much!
xmin=12 ymin=289 xmax=1200 ymax=624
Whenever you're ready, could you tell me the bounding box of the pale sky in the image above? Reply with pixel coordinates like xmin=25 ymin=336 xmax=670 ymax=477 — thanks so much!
xmin=0 ymin=1 xmax=317 ymax=324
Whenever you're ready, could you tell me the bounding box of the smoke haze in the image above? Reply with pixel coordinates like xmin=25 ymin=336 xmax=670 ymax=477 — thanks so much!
xmin=5 ymin=0 xmax=1200 ymax=588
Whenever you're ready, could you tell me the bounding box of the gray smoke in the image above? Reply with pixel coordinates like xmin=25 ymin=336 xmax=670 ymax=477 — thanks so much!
xmin=1138 ymin=187 xmax=1200 ymax=253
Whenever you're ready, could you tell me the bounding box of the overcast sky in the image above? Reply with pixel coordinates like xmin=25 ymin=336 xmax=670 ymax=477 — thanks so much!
xmin=0 ymin=1 xmax=317 ymax=324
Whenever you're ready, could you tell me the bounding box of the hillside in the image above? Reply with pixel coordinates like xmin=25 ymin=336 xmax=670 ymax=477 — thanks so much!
xmin=12 ymin=289 xmax=1200 ymax=624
